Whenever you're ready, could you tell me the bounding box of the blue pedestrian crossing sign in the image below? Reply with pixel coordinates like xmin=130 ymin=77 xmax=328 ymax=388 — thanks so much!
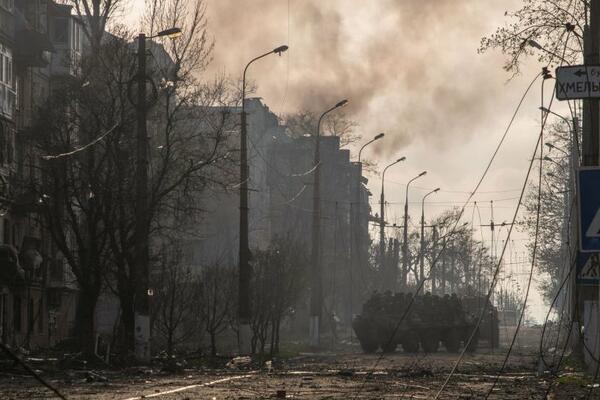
xmin=578 ymin=167 xmax=600 ymax=252
xmin=577 ymin=253 xmax=600 ymax=285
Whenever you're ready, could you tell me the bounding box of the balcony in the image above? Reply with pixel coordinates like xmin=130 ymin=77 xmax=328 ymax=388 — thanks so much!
xmin=0 ymin=84 xmax=15 ymax=120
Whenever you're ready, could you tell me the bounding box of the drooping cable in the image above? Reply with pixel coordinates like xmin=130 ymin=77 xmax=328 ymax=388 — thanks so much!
xmin=351 ymin=70 xmax=542 ymax=400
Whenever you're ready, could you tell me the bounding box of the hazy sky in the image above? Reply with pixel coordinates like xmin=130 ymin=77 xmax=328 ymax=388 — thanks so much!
xmin=121 ymin=0 xmax=572 ymax=321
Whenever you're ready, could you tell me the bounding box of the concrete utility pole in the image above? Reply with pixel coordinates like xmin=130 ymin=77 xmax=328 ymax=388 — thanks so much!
xmin=134 ymin=32 xmax=150 ymax=363
xmin=351 ymin=133 xmax=383 ymax=338
xmin=133 ymin=27 xmax=181 ymax=363
xmin=431 ymin=225 xmax=438 ymax=293
xmin=310 ymin=99 xmax=347 ymax=348
xmin=238 ymin=45 xmax=288 ymax=354
xmin=584 ymin=0 xmax=600 ymax=167
xmin=579 ymin=0 xmax=600 ymax=370
xmin=402 ymin=171 xmax=426 ymax=289
xmin=379 ymin=157 xmax=405 ymax=289
xmin=420 ymin=188 xmax=439 ymax=283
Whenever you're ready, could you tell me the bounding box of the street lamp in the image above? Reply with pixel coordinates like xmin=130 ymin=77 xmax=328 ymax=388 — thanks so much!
xmin=350 ymin=132 xmax=384 ymax=341
xmin=132 ymin=27 xmax=181 ymax=363
xmin=420 ymin=187 xmax=439 ymax=283
xmin=358 ymin=133 xmax=384 ymax=162
xmin=402 ymin=171 xmax=427 ymax=288
xmin=527 ymin=39 xmax=570 ymax=65
xmin=310 ymin=98 xmax=348 ymax=347
xmin=545 ymin=142 xmax=569 ymax=157
xmin=379 ymin=157 xmax=406 ymax=290
xmin=239 ymin=44 xmax=288 ymax=354
xmin=150 ymin=27 xmax=182 ymax=39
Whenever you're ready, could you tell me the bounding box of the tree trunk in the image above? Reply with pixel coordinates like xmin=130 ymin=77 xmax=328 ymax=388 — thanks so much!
xmin=74 ymin=286 xmax=99 ymax=356
xmin=119 ymin=287 xmax=135 ymax=354
xmin=210 ymin=331 xmax=216 ymax=357
xmin=274 ymin=318 xmax=280 ymax=354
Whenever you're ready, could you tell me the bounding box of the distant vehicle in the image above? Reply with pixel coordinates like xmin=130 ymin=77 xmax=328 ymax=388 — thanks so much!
xmin=352 ymin=292 xmax=479 ymax=353
xmin=461 ymin=296 xmax=500 ymax=348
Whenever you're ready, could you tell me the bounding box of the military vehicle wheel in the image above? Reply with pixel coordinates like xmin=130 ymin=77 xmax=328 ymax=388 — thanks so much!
xmin=359 ymin=340 xmax=378 ymax=353
xmin=401 ymin=332 xmax=420 ymax=353
xmin=382 ymin=341 xmax=397 ymax=353
xmin=420 ymin=333 xmax=439 ymax=353
xmin=443 ymin=329 xmax=461 ymax=353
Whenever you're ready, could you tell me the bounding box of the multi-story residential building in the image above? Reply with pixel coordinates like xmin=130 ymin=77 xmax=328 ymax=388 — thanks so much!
xmin=0 ymin=0 xmax=83 ymax=349
xmin=268 ymin=134 xmax=373 ymax=326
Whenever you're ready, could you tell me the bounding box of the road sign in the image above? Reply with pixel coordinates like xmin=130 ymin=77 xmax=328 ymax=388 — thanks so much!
xmin=578 ymin=253 xmax=600 ymax=285
xmin=556 ymin=65 xmax=600 ymax=100
xmin=578 ymin=167 xmax=600 ymax=252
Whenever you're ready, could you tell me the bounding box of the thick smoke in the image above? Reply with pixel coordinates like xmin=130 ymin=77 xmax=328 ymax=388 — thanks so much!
xmin=205 ymin=0 xmax=525 ymax=156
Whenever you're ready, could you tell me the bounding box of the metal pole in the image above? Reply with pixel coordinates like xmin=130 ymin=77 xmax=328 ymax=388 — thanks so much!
xmin=134 ymin=33 xmax=150 ymax=362
xmin=380 ymin=180 xmax=385 ymax=283
xmin=310 ymin=100 xmax=347 ymax=347
xmin=420 ymin=188 xmax=439 ymax=284
xmin=310 ymin=110 xmax=326 ymax=347
xmin=402 ymin=172 xmax=426 ymax=289
xmin=237 ymin=47 xmax=286 ymax=353
xmin=420 ymin=208 xmax=425 ymax=284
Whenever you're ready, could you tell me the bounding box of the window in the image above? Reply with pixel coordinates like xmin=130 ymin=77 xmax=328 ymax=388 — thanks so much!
xmin=6 ymin=57 xmax=11 ymax=86
xmin=37 ymin=299 xmax=43 ymax=333
xmin=12 ymin=295 xmax=20 ymax=333
xmin=27 ymin=299 xmax=33 ymax=333
xmin=53 ymin=18 xmax=68 ymax=44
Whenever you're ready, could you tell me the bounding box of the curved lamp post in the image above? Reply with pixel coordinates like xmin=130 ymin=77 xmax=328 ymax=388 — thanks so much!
xmin=379 ymin=157 xmax=406 ymax=290
xmin=310 ymin=98 xmax=348 ymax=347
xmin=401 ymin=171 xmax=427 ymax=288
xmin=419 ymin=187 xmax=439 ymax=283
xmin=133 ymin=26 xmax=182 ymax=363
xmin=239 ymin=45 xmax=288 ymax=354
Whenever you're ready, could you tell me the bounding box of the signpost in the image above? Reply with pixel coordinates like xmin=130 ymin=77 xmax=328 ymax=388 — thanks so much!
xmin=556 ymin=65 xmax=600 ymax=100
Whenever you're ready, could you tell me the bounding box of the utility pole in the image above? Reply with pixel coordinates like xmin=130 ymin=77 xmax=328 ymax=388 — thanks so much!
xmin=352 ymin=133 xmax=383 ymax=333
xmin=134 ymin=33 xmax=150 ymax=362
xmin=129 ymin=27 xmax=181 ymax=363
xmin=310 ymin=99 xmax=347 ymax=348
xmin=238 ymin=45 xmax=288 ymax=354
xmin=420 ymin=188 xmax=439 ymax=283
xmin=379 ymin=157 xmax=405 ymax=290
xmin=584 ymin=0 xmax=600 ymax=167
xmin=402 ymin=171 xmax=426 ymax=288
xmin=431 ymin=225 xmax=438 ymax=294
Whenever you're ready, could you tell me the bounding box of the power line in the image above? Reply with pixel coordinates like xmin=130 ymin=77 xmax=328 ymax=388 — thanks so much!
xmin=351 ymin=70 xmax=542 ymax=400
xmin=434 ymin=72 xmax=545 ymax=399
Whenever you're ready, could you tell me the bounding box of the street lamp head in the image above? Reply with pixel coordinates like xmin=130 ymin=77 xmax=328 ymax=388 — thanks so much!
xmin=375 ymin=133 xmax=385 ymax=140
xmin=543 ymin=155 xmax=554 ymax=162
xmin=156 ymin=27 xmax=182 ymax=38
xmin=419 ymin=171 xmax=427 ymax=177
xmin=273 ymin=45 xmax=289 ymax=55
xmin=527 ymin=39 xmax=543 ymax=50
xmin=434 ymin=187 xmax=440 ymax=193
xmin=545 ymin=142 xmax=555 ymax=149
xmin=539 ymin=106 xmax=551 ymax=113
xmin=335 ymin=99 xmax=349 ymax=108
xmin=397 ymin=156 xmax=406 ymax=162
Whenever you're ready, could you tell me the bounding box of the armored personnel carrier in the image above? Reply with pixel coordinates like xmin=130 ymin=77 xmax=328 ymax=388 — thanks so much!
xmin=352 ymin=292 xmax=478 ymax=353
xmin=461 ymin=296 xmax=499 ymax=348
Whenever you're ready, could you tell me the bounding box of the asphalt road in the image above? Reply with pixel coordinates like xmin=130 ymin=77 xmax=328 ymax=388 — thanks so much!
xmin=0 ymin=347 xmax=592 ymax=399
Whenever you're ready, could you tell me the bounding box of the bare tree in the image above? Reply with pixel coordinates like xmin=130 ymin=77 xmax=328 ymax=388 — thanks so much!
xmin=197 ymin=264 xmax=236 ymax=357
xmin=250 ymin=238 xmax=308 ymax=355
xmin=479 ymin=0 xmax=584 ymax=74
xmin=151 ymin=243 xmax=199 ymax=355
xmin=285 ymin=110 xmax=360 ymax=147
xmin=522 ymin=122 xmax=571 ymax=303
